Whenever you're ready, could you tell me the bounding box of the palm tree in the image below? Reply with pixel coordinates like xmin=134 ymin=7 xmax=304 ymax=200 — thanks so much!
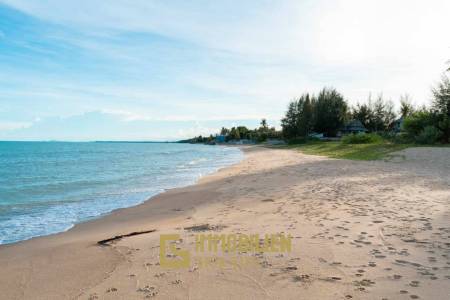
xmin=260 ymin=118 xmax=268 ymax=130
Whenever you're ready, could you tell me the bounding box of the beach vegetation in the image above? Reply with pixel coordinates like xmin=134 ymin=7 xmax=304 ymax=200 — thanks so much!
xmin=281 ymin=65 xmax=450 ymax=146
xmin=314 ymin=88 xmax=348 ymax=137
xmin=180 ymin=119 xmax=282 ymax=144
xmin=342 ymin=133 xmax=383 ymax=144
xmin=401 ymin=73 xmax=450 ymax=144
xmin=416 ymin=126 xmax=442 ymax=145
xmin=431 ymin=74 xmax=450 ymax=143
xmin=399 ymin=94 xmax=415 ymax=118
xmin=281 ymin=88 xmax=347 ymax=139
xmin=284 ymin=140 xmax=410 ymax=160
xmin=348 ymin=94 xmax=396 ymax=133
xmin=183 ymin=64 xmax=450 ymax=149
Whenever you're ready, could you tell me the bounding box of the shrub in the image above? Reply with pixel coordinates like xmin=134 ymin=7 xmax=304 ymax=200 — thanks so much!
xmin=402 ymin=110 xmax=435 ymax=137
xmin=390 ymin=132 xmax=414 ymax=144
xmin=287 ymin=136 xmax=321 ymax=145
xmin=403 ymin=110 xmax=445 ymax=144
xmin=416 ymin=126 xmax=442 ymax=144
xmin=342 ymin=133 xmax=383 ymax=144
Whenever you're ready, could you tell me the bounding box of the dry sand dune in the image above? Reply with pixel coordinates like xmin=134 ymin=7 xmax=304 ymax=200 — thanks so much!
xmin=0 ymin=146 xmax=449 ymax=300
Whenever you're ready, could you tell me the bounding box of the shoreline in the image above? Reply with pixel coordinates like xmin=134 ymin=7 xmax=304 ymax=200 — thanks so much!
xmin=0 ymin=146 xmax=449 ymax=299
xmin=0 ymin=144 xmax=244 ymax=247
xmin=0 ymin=145 xmax=251 ymax=299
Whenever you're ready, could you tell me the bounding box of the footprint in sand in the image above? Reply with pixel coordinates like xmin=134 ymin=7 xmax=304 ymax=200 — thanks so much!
xmin=325 ymin=276 xmax=342 ymax=282
xmin=353 ymin=279 xmax=376 ymax=290
xmin=137 ymin=285 xmax=158 ymax=297
xmin=409 ymin=280 xmax=420 ymax=287
xmin=428 ymin=257 xmax=437 ymax=263
xmin=292 ymin=274 xmax=310 ymax=282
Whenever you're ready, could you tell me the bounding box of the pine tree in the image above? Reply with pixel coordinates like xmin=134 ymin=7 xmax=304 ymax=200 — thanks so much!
xmin=352 ymin=102 xmax=373 ymax=129
xmin=297 ymin=94 xmax=314 ymax=136
xmin=314 ymin=88 xmax=348 ymax=137
xmin=432 ymin=74 xmax=450 ymax=142
xmin=281 ymin=100 xmax=299 ymax=138
xmin=399 ymin=94 xmax=414 ymax=118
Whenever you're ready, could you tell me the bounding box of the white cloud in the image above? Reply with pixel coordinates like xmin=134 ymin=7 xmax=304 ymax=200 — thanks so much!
xmin=4 ymin=1 xmax=448 ymax=59
xmin=175 ymin=121 xmax=219 ymax=139
xmin=0 ymin=121 xmax=33 ymax=131
xmin=1 ymin=0 xmax=450 ymax=131
xmin=101 ymin=108 xmax=273 ymax=123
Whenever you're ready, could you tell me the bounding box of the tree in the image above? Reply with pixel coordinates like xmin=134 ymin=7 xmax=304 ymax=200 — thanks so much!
xmin=371 ymin=95 xmax=387 ymax=131
xmin=357 ymin=94 xmax=396 ymax=132
xmin=256 ymin=119 xmax=270 ymax=142
xmin=352 ymin=102 xmax=373 ymax=129
xmin=220 ymin=127 xmax=229 ymax=136
xmin=384 ymin=99 xmax=397 ymax=130
xmin=297 ymin=94 xmax=315 ymax=136
xmin=432 ymin=74 xmax=450 ymax=142
xmin=228 ymin=127 xmax=241 ymax=140
xmin=281 ymin=100 xmax=299 ymax=139
xmin=260 ymin=119 xmax=268 ymax=130
xmin=399 ymin=94 xmax=415 ymax=118
xmin=403 ymin=109 xmax=441 ymax=144
xmin=281 ymin=93 xmax=317 ymax=138
xmin=237 ymin=126 xmax=250 ymax=139
xmin=313 ymin=88 xmax=348 ymax=137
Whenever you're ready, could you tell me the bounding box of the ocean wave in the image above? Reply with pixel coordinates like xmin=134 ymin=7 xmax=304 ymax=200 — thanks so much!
xmin=0 ymin=143 xmax=243 ymax=244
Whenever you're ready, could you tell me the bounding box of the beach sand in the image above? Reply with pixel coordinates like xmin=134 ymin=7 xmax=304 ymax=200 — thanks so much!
xmin=0 ymin=146 xmax=449 ymax=300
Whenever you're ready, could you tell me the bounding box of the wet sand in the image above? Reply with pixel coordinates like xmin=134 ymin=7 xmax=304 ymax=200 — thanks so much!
xmin=0 ymin=146 xmax=449 ymax=299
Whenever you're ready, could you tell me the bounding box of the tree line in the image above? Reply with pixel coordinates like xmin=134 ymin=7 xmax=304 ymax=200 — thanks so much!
xmin=219 ymin=119 xmax=281 ymax=142
xmin=182 ymin=64 xmax=449 ymax=145
xmin=179 ymin=119 xmax=281 ymax=144
xmin=281 ymin=88 xmax=348 ymax=138
xmin=281 ymin=88 xmax=402 ymax=138
xmin=281 ymin=66 xmax=450 ymax=144
xmin=402 ymin=74 xmax=450 ymax=144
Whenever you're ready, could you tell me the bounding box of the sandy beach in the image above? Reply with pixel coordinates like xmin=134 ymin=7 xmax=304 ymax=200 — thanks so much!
xmin=0 ymin=146 xmax=449 ymax=300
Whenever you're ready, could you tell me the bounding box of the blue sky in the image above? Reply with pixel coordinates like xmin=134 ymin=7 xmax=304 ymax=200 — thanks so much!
xmin=0 ymin=0 xmax=449 ymax=141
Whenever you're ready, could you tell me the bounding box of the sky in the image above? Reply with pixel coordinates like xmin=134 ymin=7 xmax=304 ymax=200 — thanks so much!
xmin=0 ymin=0 xmax=449 ymax=141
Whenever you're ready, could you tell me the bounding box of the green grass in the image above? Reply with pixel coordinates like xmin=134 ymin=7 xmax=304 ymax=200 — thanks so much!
xmin=282 ymin=140 xmax=412 ymax=160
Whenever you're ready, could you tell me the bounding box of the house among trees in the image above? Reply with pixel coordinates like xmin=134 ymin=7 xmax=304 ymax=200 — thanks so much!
xmin=392 ymin=117 xmax=404 ymax=133
xmin=339 ymin=119 xmax=368 ymax=135
xmin=215 ymin=135 xmax=226 ymax=143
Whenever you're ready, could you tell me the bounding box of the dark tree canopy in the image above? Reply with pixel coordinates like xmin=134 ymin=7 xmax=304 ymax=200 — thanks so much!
xmin=352 ymin=94 xmax=396 ymax=132
xmin=431 ymin=74 xmax=450 ymax=142
xmin=313 ymin=88 xmax=348 ymax=137
xmin=281 ymin=88 xmax=348 ymax=138
xmin=399 ymin=94 xmax=415 ymax=118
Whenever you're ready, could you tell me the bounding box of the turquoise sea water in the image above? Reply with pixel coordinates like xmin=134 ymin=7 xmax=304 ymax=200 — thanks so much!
xmin=0 ymin=142 xmax=243 ymax=244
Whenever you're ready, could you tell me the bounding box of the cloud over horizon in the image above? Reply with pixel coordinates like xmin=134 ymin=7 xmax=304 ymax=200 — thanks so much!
xmin=0 ymin=0 xmax=449 ymax=140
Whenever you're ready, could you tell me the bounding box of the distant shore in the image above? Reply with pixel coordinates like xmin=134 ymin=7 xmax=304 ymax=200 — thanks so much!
xmin=0 ymin=146 xmax=449 ymax=299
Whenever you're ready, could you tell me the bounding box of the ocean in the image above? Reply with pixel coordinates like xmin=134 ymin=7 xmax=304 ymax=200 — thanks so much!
xmin=0 ymin=142 xmax=243 ymax=245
